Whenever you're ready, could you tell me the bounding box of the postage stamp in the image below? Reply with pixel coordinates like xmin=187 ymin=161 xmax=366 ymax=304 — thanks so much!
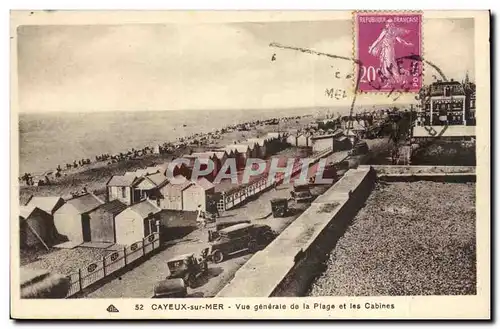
xmin=9 ymin=10 xmax=490 ymax=320
xmin=354 ymin=12 xmax=423 ymax=93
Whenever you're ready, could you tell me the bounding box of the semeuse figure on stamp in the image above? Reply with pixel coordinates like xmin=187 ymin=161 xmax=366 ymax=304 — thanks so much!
xmin=368 ymin=19 xmax=414 ymax=88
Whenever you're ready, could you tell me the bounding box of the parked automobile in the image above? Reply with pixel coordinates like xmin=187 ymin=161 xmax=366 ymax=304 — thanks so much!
xmin=348 ymin=141 xmax=369 ymax=156
xmin=165 ymin=252 xmax=208 ymax=288
xmin=270 ymin=198 xmax=288 ymax=217
xmin=208 ymin=223 xmax=276 ymax=263
xmin=153 ymin=278 xmax=187 ymax=298
xmin=290 ymin=182 xmax=314 ymax=203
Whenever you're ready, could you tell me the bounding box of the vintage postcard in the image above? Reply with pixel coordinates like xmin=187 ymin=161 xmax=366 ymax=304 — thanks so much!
xmin=10 ymin=10 xmax=490 ymax=320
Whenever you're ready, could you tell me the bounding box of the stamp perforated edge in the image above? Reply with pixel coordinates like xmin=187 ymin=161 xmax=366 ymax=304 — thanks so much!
xmin=351 ymin=10 xmax=424 ymax=96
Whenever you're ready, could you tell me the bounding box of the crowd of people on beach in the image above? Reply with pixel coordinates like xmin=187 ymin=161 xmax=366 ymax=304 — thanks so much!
xmin=19 ymin=111 xmax=397 ymax=188
xmin=19 ymin=115 xmax=307 ymax=187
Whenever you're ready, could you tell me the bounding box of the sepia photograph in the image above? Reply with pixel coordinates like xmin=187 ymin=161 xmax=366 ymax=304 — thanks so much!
xmin=10 ymin=10 xmax=490 ymax=319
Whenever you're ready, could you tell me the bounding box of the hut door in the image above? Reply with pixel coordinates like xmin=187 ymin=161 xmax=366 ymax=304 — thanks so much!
xmin=82 ymin=214 xmax=91 ymax=242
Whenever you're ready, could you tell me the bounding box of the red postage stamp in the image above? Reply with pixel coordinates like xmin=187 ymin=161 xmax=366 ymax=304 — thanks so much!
xmin=354 ymin=12 xmax=423 ymax=93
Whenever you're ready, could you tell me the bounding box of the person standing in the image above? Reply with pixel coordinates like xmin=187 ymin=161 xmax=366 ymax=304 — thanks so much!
xmin=196 ymin=204 xmax=206 ymax=228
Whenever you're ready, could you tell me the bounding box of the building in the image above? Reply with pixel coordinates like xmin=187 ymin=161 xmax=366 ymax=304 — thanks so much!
xmin=181 ymin=178 xmax=215 ymax=211
xmin=420 ymin=79 xmax=469 ymax=126
xmin=286 ymin=133 xmax=298 ymax=146
xmin=53 ymin=193 xmax=105 ymax=242
xmin=85 ymin=200 xmax=127 ymax=243
xmin=134 ymin=172 xmax=169 ymax=204
xmin=114 ymin=199 xmax=162 ymax=246
xmin=157 ymin=210 xmax=198 ymax=241
xmin=265 ymin=132 xmax=285 ymax=154
xmin=225 ymin=144 xmax=251 ymax=169
xmin=244 ymin=138 xmax=268 ymax=158
xmin=296 ymin=133 xmax=310 ymax=147
xmin=106 ymin=175 xmax=140 ymax=206
xmin=310 ymin=133 xmax=342 ymax=153
xmin=159 ymin=176 xmax=193 ymax=210
xmin=185 ymin=152 xmax=221 ymax=181
xmin=19 ymin=206 xmax=59 ymax=249
xmin=25 ymin=196 xmax=65 ymax=215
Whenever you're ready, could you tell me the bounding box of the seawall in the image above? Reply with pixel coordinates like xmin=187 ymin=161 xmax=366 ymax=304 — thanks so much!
xmin=216 ymin=166 xmax=376 ymax=297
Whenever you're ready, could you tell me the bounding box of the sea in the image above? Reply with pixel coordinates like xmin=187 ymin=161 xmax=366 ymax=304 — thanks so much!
xmin=19 ymin=107 xmax=337 ymax=175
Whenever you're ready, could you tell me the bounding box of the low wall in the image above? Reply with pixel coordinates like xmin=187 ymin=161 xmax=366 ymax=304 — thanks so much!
xmin=216 ymin=166 xmax=376 ymax=297
xmin=216 ymin=164 xmax=476 ymax=297
xmin=412 ymin=125 xmax=476 ymax=138
xmin=369 ymin=165 xmax=476 ymax=183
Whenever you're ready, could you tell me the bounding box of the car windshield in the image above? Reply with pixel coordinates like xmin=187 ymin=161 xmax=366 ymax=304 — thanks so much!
xmin=168 ymin=260 xmax=186 ymax=270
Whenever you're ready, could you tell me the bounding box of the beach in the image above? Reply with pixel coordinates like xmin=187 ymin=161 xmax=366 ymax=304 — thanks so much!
xmin=19 ymin=108 xmax=332 ymax=175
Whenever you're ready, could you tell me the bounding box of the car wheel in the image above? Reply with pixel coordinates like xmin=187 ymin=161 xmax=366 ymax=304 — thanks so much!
xmin=212 ymin=250 xmax=224 ymax=263
xmin=248 ymin=240 xmax=258 ymax=252
xmin=185 ymin=275 xmax=197 ymax=288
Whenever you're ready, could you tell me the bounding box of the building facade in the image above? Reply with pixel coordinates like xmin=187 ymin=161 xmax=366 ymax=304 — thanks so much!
xmin=419 ymin=78 xmax=476 ymax=126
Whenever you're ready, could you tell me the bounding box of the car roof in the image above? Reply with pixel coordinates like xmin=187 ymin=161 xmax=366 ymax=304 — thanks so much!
xmin=167 ymin=253 xmax=194 ymax=262
xmin=154 ymin=278 xmax=186 ymax=293
xmin=219 ymin=223 xmax=254 ymax=233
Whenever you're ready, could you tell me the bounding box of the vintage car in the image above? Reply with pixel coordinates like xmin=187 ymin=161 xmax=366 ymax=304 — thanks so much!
xmin=270 ymin=198 xmax=288 ymax=217
xmin=208 ymin=223 xmax=276 ymax=263
xmin=348 ymin=141 xmax=369 ymax=156
xmin=165 ymin=252 xmax=208 ymax=288
xmin=153 ymin=278 xmax=187 ymax=298
xmin=290 ymin=182 xmax=314 ymax=203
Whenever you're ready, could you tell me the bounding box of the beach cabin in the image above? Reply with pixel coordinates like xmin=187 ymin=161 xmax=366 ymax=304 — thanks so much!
xmin=156 ymin=161 xmax=192 ymax=180
xmin=25 ymin=196 xmax=65 ymax=215
xmin=157 ymin=210 xmax=198 ymax=241
xmin=134 ymin=172 xmax=169 ymax=204
xmin=53 ymin=193 xmax=105 ymax=242
xmin=225 ymin=144 xmax=251 ymax=169
xmin=86 ymin=200 xmax=127 ymax=243
xmin=181 ymin=178 xmax=215 ymax=211
xmin=286 ymin=133 xmax=298 ymax=146
xmin=244 ymin=138 xmax=267 ymax=159
xmin=310 ymin=134 xmax=335 ymax=153
xmin=264 ymin=132 xmax=285 ymax=155
xmin=187 ymin=152 xmax=221 ymax=180
xmin=114 ymin=200 xmax=162 ymax=246
xmin=106 ymin=174 xmax=140 ymax=206
xmin=296 ymin=133 xmax=310 ymax=147
xmin=242 ymin=140 xmax=260 ymax=159
xmin=19 ymin=206 xmax=59 ymax=249
xmin=159 ymin=176 xmax=193 ymax=210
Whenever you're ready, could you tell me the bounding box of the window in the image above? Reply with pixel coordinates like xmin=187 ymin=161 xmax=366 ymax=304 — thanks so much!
xmin=121 ymin=187 xmax=127 ymax=198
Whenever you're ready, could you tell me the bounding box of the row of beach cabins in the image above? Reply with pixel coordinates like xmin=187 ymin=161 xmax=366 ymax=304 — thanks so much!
xmin=19 ymin=116 xmax=304 ymax=187
xmin=20 ymin=124 xmax=358 ymax=253
xmin=19 ymin=132 xmax=292 ymax=251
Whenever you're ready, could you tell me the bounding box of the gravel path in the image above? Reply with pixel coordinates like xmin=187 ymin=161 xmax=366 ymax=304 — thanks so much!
xmin=308 ymin=181 xmax=476 ymax=296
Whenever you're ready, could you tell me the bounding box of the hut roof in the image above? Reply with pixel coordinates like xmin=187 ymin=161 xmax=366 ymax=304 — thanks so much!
xmin=145 ymin=172 xmax=169 ymax=186
xmin=26 ymin=196 xmax=64 ymax=214
xmin=19 ymin=205 xmax=39 ymax=219
xmin=107 ymin=175 xmax=138 ymax=187
xmin=192 ymin=178 xmax=215 ymax=191
xmin=166 ymin=176 xmax=193 ymax=191
xmin=228 ymin=144 xmax=251 ymax=153
xmin=266 ymin=132 xmax=281 ymax=139
xmin=244 ymin=138 xmax=266 ymax=146
xmin=65 ymin=193 xmax=104 ymax=214
xmin=126 ymin=199 xmax=162 ymax=219
xmin=94 ymin=200 xmax=127 ymax=216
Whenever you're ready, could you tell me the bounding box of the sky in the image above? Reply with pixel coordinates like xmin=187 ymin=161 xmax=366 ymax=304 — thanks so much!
xmin=17 ymin=18 xmax=475 ymax=113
